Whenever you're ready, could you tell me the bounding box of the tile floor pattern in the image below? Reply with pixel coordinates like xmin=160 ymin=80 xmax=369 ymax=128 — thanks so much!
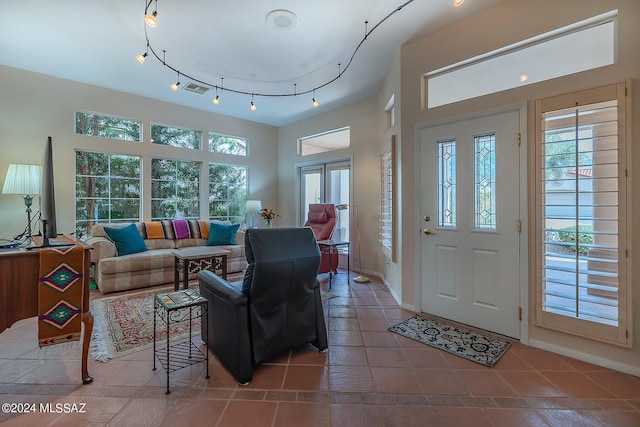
xmin=1 ymin=272 xmax=640 ymax=426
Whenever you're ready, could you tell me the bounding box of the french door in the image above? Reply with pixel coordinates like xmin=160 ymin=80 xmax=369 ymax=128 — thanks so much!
xmin=300 ymin=161 xmax=350 ymax=241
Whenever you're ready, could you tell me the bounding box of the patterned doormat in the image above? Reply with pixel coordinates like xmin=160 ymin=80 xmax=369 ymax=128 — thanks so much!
xmin=388 ymin=314 xmax=511 ymax=367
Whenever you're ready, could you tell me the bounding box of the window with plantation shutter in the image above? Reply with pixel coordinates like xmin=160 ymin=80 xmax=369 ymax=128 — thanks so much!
xmin=534 ymin=83 xmax=631 ymax=346
xmin=380 ymin=136 xmax=395 ymax=261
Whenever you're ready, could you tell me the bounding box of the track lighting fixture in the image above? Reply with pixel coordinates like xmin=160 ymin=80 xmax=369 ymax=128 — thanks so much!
xmin=145 ymin=0 xmax=158 ymax=27
xmin=138 ymin=0 xmax=417 ymax=108
xmin=135 ymin=52 xmax=148 ymax=64
xmin=212 ymin=78 xmax=222 ymax=104
xmin=170 ymin=72 xmax=180 ymax=91
xmin=145 ymin=11 xmax=157 ymax=27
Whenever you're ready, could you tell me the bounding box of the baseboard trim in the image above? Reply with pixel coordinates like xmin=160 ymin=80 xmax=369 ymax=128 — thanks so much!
xmin=528 ymin=339 xmax=640 ymax=377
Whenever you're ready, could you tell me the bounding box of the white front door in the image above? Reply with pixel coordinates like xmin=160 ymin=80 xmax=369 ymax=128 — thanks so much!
xmin=420 ymin=110 xmax=521 ymax=338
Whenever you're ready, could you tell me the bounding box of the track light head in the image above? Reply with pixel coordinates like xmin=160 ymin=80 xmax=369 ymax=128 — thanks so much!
xmin=145 ymin=11 xmax=158 ymax=27
xmin=250 ymin=101 xmax=257 ymax=111
xmin=170 ymin=81 xmax=180 ymax=91
xmin=135 ymin=52 xmax=148 ymax=64
xmin=213 ymin=95 xmax=220 ymax=105
xmin=312 ymin=98 xmax=319 ymax=108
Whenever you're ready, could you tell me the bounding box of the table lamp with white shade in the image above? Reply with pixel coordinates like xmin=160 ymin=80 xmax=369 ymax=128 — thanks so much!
xmin=2 ymin=163 xmax=42 ymax=238
xmin=245 ymin=200 xmax=262 ymax=229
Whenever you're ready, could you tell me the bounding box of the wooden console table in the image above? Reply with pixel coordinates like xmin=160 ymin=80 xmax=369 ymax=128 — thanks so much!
xmin=0 ymin=236 xmax=94 ymax=384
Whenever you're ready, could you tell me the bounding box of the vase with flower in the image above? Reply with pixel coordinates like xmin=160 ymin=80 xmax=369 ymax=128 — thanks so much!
xmin=259 ymin=208 xmax=279 ymax=227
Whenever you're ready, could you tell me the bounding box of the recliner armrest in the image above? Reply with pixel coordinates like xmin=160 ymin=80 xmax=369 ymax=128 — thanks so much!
xmin=197 ymin=270 xmax=247 ymax=306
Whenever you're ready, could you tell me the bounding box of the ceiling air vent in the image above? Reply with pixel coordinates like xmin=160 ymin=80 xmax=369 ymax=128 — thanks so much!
xmin=183 ymin=82 xmax=210 ymax=94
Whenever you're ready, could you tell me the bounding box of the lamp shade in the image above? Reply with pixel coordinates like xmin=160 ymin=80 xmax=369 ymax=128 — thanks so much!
xmin=2 ymin=164 xmax=41 ymax=195
xmin=245 ymin=200 xmax=262 ymax=228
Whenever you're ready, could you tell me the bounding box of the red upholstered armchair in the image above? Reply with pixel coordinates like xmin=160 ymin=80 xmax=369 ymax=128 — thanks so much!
xmin=304 ymin=203 xmax=338 ymax=274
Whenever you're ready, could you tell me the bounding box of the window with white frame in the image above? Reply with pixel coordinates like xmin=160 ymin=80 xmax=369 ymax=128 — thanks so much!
xmin=426 ymin=11 xmax=617 ymax=108
xmin=298 ymin=127 xmax=350 ymax=156
xmin=535 ymin=82 xmax=631 ymax=347
xmin=75 ymin=111 xmax=141 ymax=142
xmin=209 ymin=133 xmax=247 ymax=156
xmin=150 ymin=158 xmax=200 ymax=220
xmin=208 ymin=163 xmax=247 ymax=223
xmin=75 ymin=151 xmax=141 ymax=237
xmin=151 ymin=123 xmax=201 ymax=150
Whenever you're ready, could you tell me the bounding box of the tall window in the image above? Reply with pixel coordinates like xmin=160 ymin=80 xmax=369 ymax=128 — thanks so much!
xmin=151 ymin=123 xmax=201 ymax=149
xmin=535 ymin=83 xmax=630 ymax=346
xmin=437 ymin=140 xmax=457 ymax=228
xmin=151 ymin=159 xmax=200 ymax=220
xmin=209 ymin=133 xmax=247 ymax=156
xmin=208 ymin=164 xmax=247 ymax=223
xmin=75 ymin=151 xmax=141 ymax=237
xmin=474 ymin=134 xmax=497 ymax=230
xmin=380 ymin=136 xmax=395 ymax=260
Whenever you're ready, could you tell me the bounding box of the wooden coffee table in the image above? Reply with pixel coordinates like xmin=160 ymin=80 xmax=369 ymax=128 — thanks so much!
xmin=173 ymin=246 xmax=229 ymax=291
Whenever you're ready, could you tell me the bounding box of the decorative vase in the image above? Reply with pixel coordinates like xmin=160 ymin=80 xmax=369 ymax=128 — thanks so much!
xmin=265 ymin=219 xmax=272 ymax=228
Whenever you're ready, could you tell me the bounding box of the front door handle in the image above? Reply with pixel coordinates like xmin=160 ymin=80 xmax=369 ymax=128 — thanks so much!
xmin=424 ymin=228 xmax=433 ymax=235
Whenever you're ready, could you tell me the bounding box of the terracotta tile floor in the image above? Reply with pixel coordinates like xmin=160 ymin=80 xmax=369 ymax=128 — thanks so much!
xmin=1 ymin=272 xmax=640 ymax=426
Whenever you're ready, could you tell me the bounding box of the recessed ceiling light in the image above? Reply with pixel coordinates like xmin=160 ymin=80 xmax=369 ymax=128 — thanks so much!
xmin=453 ymin=0 xmax=465 ymax=7
xmin=266 ymin=9 xmax=298 ymax=31
xmin=520 ymin=74 xmax=529 ymax=82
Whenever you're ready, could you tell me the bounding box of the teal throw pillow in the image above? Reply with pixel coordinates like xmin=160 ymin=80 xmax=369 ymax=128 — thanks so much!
xmin=207 ymin=222 xmax=240 ymax=246
xmin=104 ymin=224 xmax=148 ymax=256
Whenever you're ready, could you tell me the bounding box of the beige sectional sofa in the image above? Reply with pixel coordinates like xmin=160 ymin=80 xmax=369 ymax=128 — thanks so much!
xmin=86 ymin=220 xmax=247 ymax=293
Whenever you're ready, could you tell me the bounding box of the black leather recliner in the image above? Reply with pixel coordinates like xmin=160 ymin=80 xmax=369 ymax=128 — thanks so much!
xmin=197 ymin=227 xmax=328 ymax=384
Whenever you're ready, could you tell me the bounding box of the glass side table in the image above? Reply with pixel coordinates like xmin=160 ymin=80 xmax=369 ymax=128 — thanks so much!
xmin=153 ymin=288 xmax=209 ymax=394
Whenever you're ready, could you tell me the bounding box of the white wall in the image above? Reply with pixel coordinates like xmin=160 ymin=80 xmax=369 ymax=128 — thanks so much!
xmin=0 ymin=65 xmax=279 ymax=239
xmin=400 ymin=0 xmax=640 ymax=371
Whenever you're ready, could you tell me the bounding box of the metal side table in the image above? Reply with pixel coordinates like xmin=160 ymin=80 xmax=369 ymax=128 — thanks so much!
xmin=153 ymin=288 xmax=209 ymax=394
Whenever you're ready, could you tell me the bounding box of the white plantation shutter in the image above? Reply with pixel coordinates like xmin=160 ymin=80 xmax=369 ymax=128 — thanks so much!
xmin=380 ymin=136 xmax=395 ymax=261
xmin=535 ymin=83 xmax=630 ymax=346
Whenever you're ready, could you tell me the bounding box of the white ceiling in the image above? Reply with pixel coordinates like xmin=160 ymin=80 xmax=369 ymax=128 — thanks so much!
xmin=0 ymin=0 xmax=503 ymax=126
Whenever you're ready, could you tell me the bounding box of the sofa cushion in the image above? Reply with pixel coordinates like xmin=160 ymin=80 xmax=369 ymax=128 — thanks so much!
xmin=144 ymin=239 xmax=176 ymax=250
xmin=207 ymin=223 xmax=240 ymax=246
xmin=175 ymin=238 xmax=208 ymax=249
xmin=99 ymin=248 xmax=175 ymax=274
xmin=140 ymin=221 xmax=167 ymax=239
xmin=172 ymin=219 xmax=191 ymax=239
xmin=104 ymin=224 xmax=148 ymax=256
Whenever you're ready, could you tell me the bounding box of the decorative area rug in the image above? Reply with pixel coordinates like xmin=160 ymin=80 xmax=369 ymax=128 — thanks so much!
xmin=38 ymin=245 xmax=84 ymax=347
xmin=388 ymin=314 xmax=511 ymax=367
xmin=91 ymin=274 xmax=335 ymax=362
xmin=90 ymin=287 xmax=197 ymax=362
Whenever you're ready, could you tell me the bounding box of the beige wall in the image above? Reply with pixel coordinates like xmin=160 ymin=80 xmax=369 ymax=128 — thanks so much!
xmin=0 ymin=65 xmax=279 ymax=239
xmin=400 ymin=0 xmax=640 ymax=372
xmin=277 ymin=96 xmax=380 ymax=277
